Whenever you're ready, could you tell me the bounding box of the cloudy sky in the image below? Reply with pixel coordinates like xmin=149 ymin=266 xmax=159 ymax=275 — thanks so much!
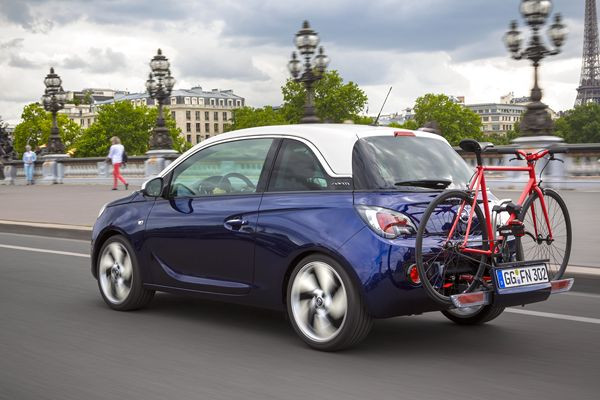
xmin=0 ymin=0 xmax=588 ymax=124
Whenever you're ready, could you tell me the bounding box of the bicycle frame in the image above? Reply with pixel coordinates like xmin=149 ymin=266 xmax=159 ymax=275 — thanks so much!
xmin=446 ymin=149 xmax=554 ymax=258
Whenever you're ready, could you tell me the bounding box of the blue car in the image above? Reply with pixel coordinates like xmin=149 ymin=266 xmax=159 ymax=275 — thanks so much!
xmin=92 ymin=124 xmax=502 ymax=350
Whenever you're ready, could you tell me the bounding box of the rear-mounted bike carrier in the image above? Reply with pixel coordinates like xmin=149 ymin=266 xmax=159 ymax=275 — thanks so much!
xmin=450 ymin=278 xmax=574 ymax=309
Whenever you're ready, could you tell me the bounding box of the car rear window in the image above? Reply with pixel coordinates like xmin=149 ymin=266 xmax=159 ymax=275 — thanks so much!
xmin=352 ymin=136 xmax=472 ymax=190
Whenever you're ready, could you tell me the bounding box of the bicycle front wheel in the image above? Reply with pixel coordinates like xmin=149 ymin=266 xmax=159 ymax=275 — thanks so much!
xmin=415 ymin=190 xmax=490 ymax=306
xmin=517 ymin=188 xmax=572 ymax=280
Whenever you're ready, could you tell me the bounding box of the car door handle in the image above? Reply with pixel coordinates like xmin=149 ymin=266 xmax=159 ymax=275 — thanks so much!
xmin=224 ymin=218 xmax=249 ymax=230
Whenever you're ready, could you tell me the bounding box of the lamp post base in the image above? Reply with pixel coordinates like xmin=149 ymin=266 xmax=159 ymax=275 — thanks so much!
xmin=41 ymin=153 xmax=70 ymax=184
xmin=149 ymin=125 xmax=173 ymax=151
xmin=144 ymin=149 xmax=179 ymax=178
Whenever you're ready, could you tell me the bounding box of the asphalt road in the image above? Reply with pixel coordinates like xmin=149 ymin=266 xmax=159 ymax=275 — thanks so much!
xmin=1 ymin=232 xmax=599 ymax=400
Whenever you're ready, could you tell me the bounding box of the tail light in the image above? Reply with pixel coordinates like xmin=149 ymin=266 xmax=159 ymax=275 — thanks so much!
xmin=407 ymin=264 xmax=421 ymax=284
xmin=355 ymin=205 xmax=416 ymax=238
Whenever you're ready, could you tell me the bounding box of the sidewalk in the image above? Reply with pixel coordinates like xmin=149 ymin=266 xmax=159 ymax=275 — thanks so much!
xmin=0 ymin=184 xmax=138 ymax=227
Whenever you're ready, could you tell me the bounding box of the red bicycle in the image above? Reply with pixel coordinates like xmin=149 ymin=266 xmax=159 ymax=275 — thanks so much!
xmin=415 ymin=139 xmax=573 ymax=313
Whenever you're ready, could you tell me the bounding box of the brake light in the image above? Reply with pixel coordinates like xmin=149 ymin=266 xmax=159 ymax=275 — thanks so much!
xmin=394 ymin=131 xmax=415 ymax=137
xmin=355 ymin=205 xmax=416 ymax=238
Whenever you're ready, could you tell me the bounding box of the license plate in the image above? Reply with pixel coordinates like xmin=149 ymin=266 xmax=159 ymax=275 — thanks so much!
xmin=495 ymin=264 xmax=549 ymax=289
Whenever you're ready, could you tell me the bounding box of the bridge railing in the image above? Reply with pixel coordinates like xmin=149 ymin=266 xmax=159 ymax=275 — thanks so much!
xmin=3 ymin=143 xmax=600 ymax=189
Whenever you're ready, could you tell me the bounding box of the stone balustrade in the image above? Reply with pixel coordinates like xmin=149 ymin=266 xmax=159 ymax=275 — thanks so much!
xmin=2 ymin=142 xmax=600 ymax=189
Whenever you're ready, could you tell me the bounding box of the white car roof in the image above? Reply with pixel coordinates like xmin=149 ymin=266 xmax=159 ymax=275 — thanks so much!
xmin=163 ymin=123 xmax=451 ymax=178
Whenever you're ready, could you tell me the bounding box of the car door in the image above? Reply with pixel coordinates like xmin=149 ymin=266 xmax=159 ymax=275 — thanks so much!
xmin=144 ymin=138 xmax=277 ymax=294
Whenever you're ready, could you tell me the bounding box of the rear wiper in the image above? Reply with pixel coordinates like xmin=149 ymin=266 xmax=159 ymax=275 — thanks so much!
xmin=394 ymin=179 xmax=451 ymax=189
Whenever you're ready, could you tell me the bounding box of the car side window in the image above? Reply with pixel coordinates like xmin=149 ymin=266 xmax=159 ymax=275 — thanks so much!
xmin=268 ymin=139 xmax=330 ymax=192
xmin=170 ymin=138 xmax=274 ymax=198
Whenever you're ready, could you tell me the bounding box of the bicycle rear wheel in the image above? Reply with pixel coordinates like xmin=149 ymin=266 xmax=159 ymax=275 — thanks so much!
xmin=517 ymin=188 xmax=572 ymax=280
xmin=415 ymin=190 xmax=490 ymax=306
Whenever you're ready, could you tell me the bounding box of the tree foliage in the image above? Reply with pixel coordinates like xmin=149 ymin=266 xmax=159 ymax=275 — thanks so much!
xmin=13 ymin=103 xmax=81 ymax=155
xmin=281 ymin=70 xmax=368 ymax=123
xmin=554 ymin=103 xmax=600 ymax=143
xmin=226 ymin=106 xmax=288 ymax=132
xmin=410 ymin=94 xmax=483 ymax=145
xmin=73 ymin=101 xmax=188 ymax=157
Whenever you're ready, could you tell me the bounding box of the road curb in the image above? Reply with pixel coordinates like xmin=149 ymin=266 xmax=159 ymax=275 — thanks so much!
xmin=0 ymin=220 xmax=92 ymax=241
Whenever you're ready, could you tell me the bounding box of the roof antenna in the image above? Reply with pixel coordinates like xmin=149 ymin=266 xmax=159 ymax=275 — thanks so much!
xmin=372 ymin=86 xmax=392 ymax=126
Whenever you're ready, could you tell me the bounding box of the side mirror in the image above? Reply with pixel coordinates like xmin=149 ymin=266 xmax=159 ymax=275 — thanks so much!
xmin=142 ymin=177 xmax=164 ymax=197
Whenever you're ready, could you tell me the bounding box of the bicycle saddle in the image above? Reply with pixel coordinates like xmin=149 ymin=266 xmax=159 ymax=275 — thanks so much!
xmin=459 ymin=139 xmax=494 ymax=154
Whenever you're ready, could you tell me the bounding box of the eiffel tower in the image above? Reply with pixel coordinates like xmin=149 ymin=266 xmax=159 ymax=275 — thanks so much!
xmin=576 ymin=0 xmax=600 ymax=105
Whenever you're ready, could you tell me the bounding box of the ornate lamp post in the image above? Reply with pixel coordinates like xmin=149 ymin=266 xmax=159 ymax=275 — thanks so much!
xmin=146 ymin=49 xmax=176 ymax=150
xmin=42 ymin=67 xmax=67 ymax=154
xmin=504 ymin=0 xmax=567 ymax=136
xmin=288 ymin=21 xmax=330 ymax=123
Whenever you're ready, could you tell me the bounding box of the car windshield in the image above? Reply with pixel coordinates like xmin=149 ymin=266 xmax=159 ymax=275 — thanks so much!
xmin=352 ymin=136 xmax=473 ymax=190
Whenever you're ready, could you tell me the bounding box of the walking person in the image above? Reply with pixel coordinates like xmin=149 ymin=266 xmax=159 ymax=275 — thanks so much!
xmin=22 ymin=145 xmax=36 ymax=185
xmin=107 ymin=136 xmax=128 ymax=190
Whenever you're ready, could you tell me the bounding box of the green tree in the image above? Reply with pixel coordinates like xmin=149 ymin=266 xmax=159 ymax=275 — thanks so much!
xmin=281 ymin=70 xmax=368 ymax=123
xmin=13 ymin=103 xmax=81 ymax=155
xmin=389 ymin=120 xmax=419 ymax=130
xmin=73 ymin=102 xmax=189 ymax=157
xmin=226 ymin=106 xmax=288 ymax=132
xmin=409 ymin=94 xmax=483 ymax=145
xmin=554 ymin=103 xmax=600 ymax=143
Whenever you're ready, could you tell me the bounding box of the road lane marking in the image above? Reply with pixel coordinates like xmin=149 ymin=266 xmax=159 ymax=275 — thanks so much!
xmin=506 ymin=308 xmax=600 ymax=325
xmin=0 ymin=244 xmax=89 ymax=258
xmin=564 ymin=291 xmax=600 ymax=299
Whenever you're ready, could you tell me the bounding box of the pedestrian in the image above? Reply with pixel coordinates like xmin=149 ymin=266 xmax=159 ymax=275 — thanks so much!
xmin=22 ymin=145 xmax=36 ymax=185
xmin=106 ymin=136 xmax=128 ymax=190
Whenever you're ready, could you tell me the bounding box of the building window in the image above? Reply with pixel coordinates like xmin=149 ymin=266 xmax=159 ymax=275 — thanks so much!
xmin=186 ymin=110 xmax=191 ymax=120
xmin=87 ymin=118 xmax=91 ymax=126
xmin=219 ymin=99 xmax=224 ymax=106
xmin=184 ymin=97 xmax=190 ymax=105
xmin=205 ymin=123 xmax=210 ymax=133
xmin=171 ymin=111 xmax=176 ymax=119
xmin=196 ymin=135 xmax=200 ymax=143
xmin=195 ymin=123 xmax=200 ymax=132
xmin=491 ymin=116 xmax=499 ymax=121
xmin=205 ymin=111 xmax=209 ymax=120
xmin=210 ymin=98 xmax=216 ymax=106
xmin=223 ymin=111 xmax=227 ymax=120
xmin=205 ymin=134 xmax=210 ymax=140
xmin=236 ymin=100 xmax=241 ymax=107
xmin=214 ymin=123 xmax=219 ymax=133
xmin=171 ymin=97 xmax=176 ymax=105
xmin=227 ymin=99 xmax=233 ymax=107
xmin=186 ymin=123 xmax=191 ymax=132
xmin=214 ymin=112 xmax=219 ymax=120
xmin=186 ymin=134 xmax=191 ymax=143
xmin=482 ymin=116 xmax=489 ymax=121
xmin=195 ymin=111 xmax=200 ymax=120
xmin=191 ymin=97 xmax=197 ymax=105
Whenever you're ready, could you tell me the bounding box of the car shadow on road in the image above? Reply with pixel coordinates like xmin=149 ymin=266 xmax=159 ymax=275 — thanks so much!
xmin=131 ymin=292 xmax=515 ymax=355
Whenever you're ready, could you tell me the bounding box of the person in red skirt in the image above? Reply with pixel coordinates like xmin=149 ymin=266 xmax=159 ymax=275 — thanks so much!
xmin=106 ymin=136 xmax=129 ymax=190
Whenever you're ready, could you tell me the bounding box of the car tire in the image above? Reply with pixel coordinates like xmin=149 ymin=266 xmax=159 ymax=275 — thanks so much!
xmin=286 ymin=254 xmax=372 ymax=351
xmin=97 ymin=235 xmax=154 ymax=311
xmin=441 ymin=304 xmax=505 ymax=325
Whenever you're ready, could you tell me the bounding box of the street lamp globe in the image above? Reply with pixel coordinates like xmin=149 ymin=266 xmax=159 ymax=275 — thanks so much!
xmin=548 ymin=14 xmax=567 ymax=48
xmin=314 ymin=46 xmax=330 ymax=74
xmin=149 ymin=49 xmax=170 ymax=76
xmin=504 ymin=21 xmax=523 ymax=54
xmin=520 ymin=0 xmax=552 ymax=27
xmin=295 ymin=20 xmax=320 ymax=56
xmin=287 ymin=52 xmax=302 ymax=78
xmin=164 ymin=72 xmax=176 ymax=91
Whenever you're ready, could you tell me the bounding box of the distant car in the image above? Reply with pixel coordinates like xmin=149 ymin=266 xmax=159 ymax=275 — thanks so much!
xmin=91 ymin=124 xmax=513 ymax=350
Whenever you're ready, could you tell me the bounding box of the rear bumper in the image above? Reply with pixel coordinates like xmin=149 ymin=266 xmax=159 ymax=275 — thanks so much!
xmin=451 ymin=278 xmax=574 ymax=309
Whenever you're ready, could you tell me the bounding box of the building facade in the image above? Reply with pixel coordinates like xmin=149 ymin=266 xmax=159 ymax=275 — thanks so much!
xmin=98 ymin=86 xmax=244 ymax=145
xmin=60 ymin=86 xmax=244 ymax=145
xmin=465 ymin=93 xmax=527 ymax=136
